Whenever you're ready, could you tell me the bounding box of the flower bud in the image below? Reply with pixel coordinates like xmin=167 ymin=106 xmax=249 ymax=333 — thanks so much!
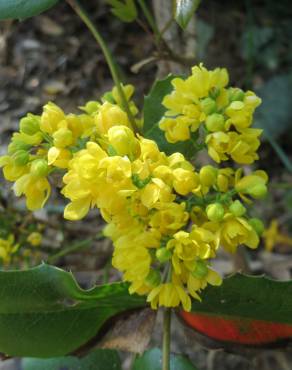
xmin=30 ymin=159 xmax=49 ymax=177
xmin=206 ymin=113 xmax=225 ymax=132
xmin=53 ymin=127 xmax=73 ymax=148
xmin=12 ymin=150 xmax=29 ymax=166
xmin=156 ymin=247 xmax=172 ymax=263
xmin=201 ymin=97 xmax=217 ymax=115
xmin=199 ymin=165 xmax=217 ymax=187
xmin=8 ymin=141 xmax=30 ymax=154
xmin=229 ymin=200 xmax=246 ymax=217
xmin=229 ymin=88 xmax=245 ymax=102
xmin=235 ymin=175 xmax=267 ymax=199
xmin=249 ymin=218 xmax=264 ymax=236
xmin=192 ymin=260 xmax=208 ymax=279
xmin=95 ymin=102 xmax=129 ymax=135
xmin=108 ymin=125 xmax=140 ymax=158
xmin=27 ymin=232 xmax=42 ymax=247
xmin=206 ymin=203 xmax=225 ymax=222
xmin=19 ymin=114 xmax=40 ymax=135
xmin=145 ymin=269 xmax=161 ymax=287
xmin=247 ymin=183 xmax=267 ymax=199
xmin=81 ymin=101 xmax=100 ymax=115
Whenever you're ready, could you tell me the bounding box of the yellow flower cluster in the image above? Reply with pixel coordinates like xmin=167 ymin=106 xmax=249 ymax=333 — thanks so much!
xmin=0 ymin=84 xmax=137 ymax=211
xmin=159 ymin=64 xmax=262 ymax=164
xmin=0 ymin=235 xmax=19 ymax=264
xmin=0 ymin=71 xmax=267 ymax=311
xmin=61 ymin=131 xmax=267 ymax=311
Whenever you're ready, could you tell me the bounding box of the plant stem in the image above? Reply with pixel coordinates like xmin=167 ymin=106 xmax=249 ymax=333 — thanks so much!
xmin=137 ymin=0 xmax=160 ymax=41
xmin=162 ymin=307 xmax=171 ymax=370
xmin=66 ymin=0 xmax=138 ymax=132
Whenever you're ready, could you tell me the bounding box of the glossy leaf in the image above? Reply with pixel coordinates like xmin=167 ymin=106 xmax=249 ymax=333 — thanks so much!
xmin=143 ymin=75 xmax=195 ymax=158
xmin=174 ymin=0 xmax=201 ymax=29
xmin=0 ymin=0 xmax=59 ymax=20
xmin=132 ymin=348 xmax=198 ymax=370
xmin=23 ymin=349 xmax=122 ymax=370
xmin=0 ymin=264 xmax=145 ymax=357
xmin=179 ymin=273 xmax=292 ymax=346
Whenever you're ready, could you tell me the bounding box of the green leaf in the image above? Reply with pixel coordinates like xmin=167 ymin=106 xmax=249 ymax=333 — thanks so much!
xmin=0 ymin=264 xmax=146 ymax=357
xmin=23 ymin=349 xmax=122 ymax=370
xmin=179 ymin=274 xmax=292 ymax=346
xmin=143 ymin=75 xmax=195 ymax=158
xmin=132 ymin=348 xmax=198 ymax=370
xmin=107 ymin=0 xmax=137 ymax=23
xmin=0 ymin=0 xmax=59 ymax=20
xmin=174 ymin=0 xmax=201 ymax=29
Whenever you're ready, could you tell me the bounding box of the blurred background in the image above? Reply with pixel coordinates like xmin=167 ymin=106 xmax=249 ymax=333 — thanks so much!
xmin=0 ymin=0 xmax=291 ymax=369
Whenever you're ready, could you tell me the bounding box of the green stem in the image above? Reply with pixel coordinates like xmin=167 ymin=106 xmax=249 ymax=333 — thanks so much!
xmin=137 ymin=0 xmax=160 ymax=41
xmin=66 ymin=0 xmax=138 ymax=132
xmin=162 ymin=307 xmax=171 ymax=370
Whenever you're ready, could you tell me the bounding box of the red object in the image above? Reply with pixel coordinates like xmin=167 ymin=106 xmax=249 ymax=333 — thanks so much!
xmin=180 ymin=311 xmax=292 ymax=345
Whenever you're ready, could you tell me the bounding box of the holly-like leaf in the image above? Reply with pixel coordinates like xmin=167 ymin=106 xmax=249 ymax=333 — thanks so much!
xmin=143 ymin=75 xmax=195 ymax=158
xmin=179 ymin=274 xmax=292 ymax=347
xmin=23 ymin=349 xmax=122 ymax=370
xmin=174 ymin=0 xmax=201 ymax=29
xmin=132 ymin=348 xmax=198 ymax=370
xmin=0 ymin=0 xmax=59 ymax=20
xmin=0 ymin=264 xmax=146 ymax=357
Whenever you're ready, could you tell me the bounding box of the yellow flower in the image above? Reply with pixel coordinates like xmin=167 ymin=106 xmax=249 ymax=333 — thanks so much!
xmin=94 ymin=101 xmax=130 ymax=135
xmin=219 ymin=214 xmax=259 ymax=253
xmin=27 ymin=232 xmax=42 ymax=247
xmin=147 ymin=282 xmax=191 ymax=311
xmin=0 ymin=155 xmax=28 ymax=181
xmin=186 ymin=267 xmax=222 ymax=299
xmin=40 ymin=102 xmax=66 ymax=134
xmin=13 ymin=172 xmax=51 ymax=211
xmin=48 ymin=147 xmax=71 ymax=168
xmin=216 ymin=168 xmax=234 ymax=192
xmin=235 ymin=170 xmax=268 ymax=201
xmin=140 ymin=178 xmax=174 ymax=208
xmin=62 ymin=142 xmax=135 ymax=220
xmin=150 ymin=202 xmax=189 ymax=235
xmin=199 ymin=165 xmax=218 ymax=188
xmin=263 ymin=220 xmax=292 ymax=252
xmin=225 ymin=92 xmax=261 ymax=130
xmin=160 ymin=64 xmax=229 ymax=144
xmin=228 ymin=128 xmax=262 ymax=164
xmin=112 ymin=233 xmax=151 ymax=282
xmin=159 ymin=116 xmax=194 ymax=143
xmin=107 ymin=125 xmax=140 ymax=158
xmin=0 ymin=235 xmax=19 ymax=264
xmin=206 ymin=131 xmax=230 ymax=162
xmin=172 ymin=168 xmax=200 ymax=195
xmin=139 ymin=136 xmax=167 ymax=165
